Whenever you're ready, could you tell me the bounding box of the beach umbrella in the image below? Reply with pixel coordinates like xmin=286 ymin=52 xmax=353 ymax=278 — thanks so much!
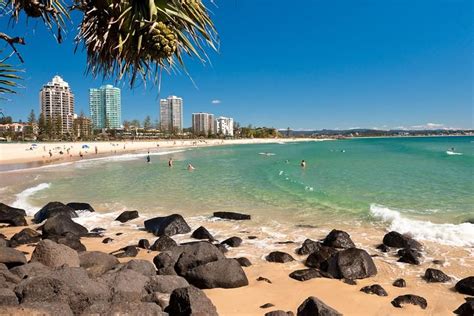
xmin=31 ymin=143 xmax=38 ymax=147
xmin=82 ymin=144 xmax=90 ymax=149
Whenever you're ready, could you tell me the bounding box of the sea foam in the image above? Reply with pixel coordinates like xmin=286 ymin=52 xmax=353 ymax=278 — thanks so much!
xmin=370 ymin=204 xmax=474 ymax=247
xmin=11 ymin=183 xmax=51 ymax=215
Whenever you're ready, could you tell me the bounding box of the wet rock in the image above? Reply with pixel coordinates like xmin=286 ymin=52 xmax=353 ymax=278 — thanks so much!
xmin=184 ymin=258 xmax=249 ymax=289
xmin=235 ymin=257 xmax=252 ymax=267
xmin=0 ymin=287 xmax=19 ymax=305
xmin=376 ymin=244 xmax=390 ymax=252
xmin=0 ymin=247 xmax=27 ymax=268
xmin=175 ymin=242 xmax=225 ymax=276
xmin=322 ymin=229 xmax=355 ymax=249
xmin=191 ymin=226 xmax=215 ymax=241
xmin=146 ymin=275 xmax=189 ymax=294
xmin=297 ymin=296 xmax=342 ymax=316
xmin=305 ymin=246 xmax=338 ymax=269
xmin=454 ymin=297 xmax=474 ymax=316
xmin=266 ymin=251 xmax=295 ymax=263
xmin=34 ymin=202 xmax=77 ymax=223
xmin=260 ymin=303 xmax=275 ymax=308
xmin=9 ymin=228 xmax=41 ymax=247
xmin=393 ymin=278 xmax=406 ymax=287
xmin=115 ymin=232 xmax=123 ymax=236
xmin=165 ymin=286 xmax=218 ymax=316
xmin=257 ymin=276 xmax=272 ymax=284
xmin=144 ymin=214 xmax=191 ymax=237
xmin=122 ymin=259 xmax=156 ymax=278
xmin=150 ymin=235 xmax=178 ymax=251
xmin=424 ymin=268 xmax=450 ymax=283
xmin=31 ymin=239 xmax=80 ymax=268
xmin=102 ymin=237 xmax=113 ymax=244
xmin=266 ymin=310 xmax=294 ymax=316
xmin=455 ymin=276 xmax=474 ymax=296
xmin=41 ymin=214 xmax=88 ymax=238
xmin=66 ymin=202 xmax=95 ymax=213
xmin=221 ymin=236 xmax=242 ymax=247
xmin=296 ymin=239 xmax=322 ymax=255
xmin=360 ymin=284 xmax=388 ymax=296
xmin=79 ymin=251 xmax=119 ymax=278
xmin=248 ymin=235 xmax=258 ymax=239
xmin=91 ymin=227 xmax=106 ymax=233
xmin=289 ymin=269 xmax=330 ymax=282
xmin=45 ymin=233 xmax=86 ymax=252
xmin=397 ymin=248 xmax=422 ymax=265
xmin=325 ymin=248 xmax=377 ymax=280
xmin=213 ymin=211 xmax=251 ymax=220
xmin=391 ymin=294 xmax=427 ymax=309
xmin=112 ymin=245 xmax=138 ymax=258
xmin=0 ymin=203 xmax=27 ymax=227
xmin=383 ymin=231 xmax=422 ymax=250
xmin=138 ymin=239 xmax=150 ymax=249
xmin=9 ymin=262 xmax=51 ymax=280
xmin=115 ymin=210 xmax=139 ymax=223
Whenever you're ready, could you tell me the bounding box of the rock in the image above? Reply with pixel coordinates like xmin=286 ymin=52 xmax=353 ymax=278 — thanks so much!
xmin=360 ymin=284 xmax=388 ymax=296
xmin=248 ymin=235 xmax=258 ymax=239
xmin=144 ymin=214 xmax=191 ymax=237
xmin=112 ymin=246 xmax=138 ymax=258
xmin=432 ymin=259 xmax=444 ymax=265
xmin=165 ymin=286 xmax=218 ymax=316
xmin=393 ymin=278 xmax=406 ymax=287
xmin=83 ymin=302 xmax=164 ymax=315
xmin=342 ymin=278 xmax=357 ymax=285
xmin=391 ymin=294 xmax=427 ymax=309
xmin=9 ymin=262 xmax=51 ymax=280
xmin=455 ymin=276 xmax=474 ymax=295
xmin=91 ymin=227 xmax=106 ymax=233
xmin=45 ymin=233 xmax=86 ymax=252
xmin=191 ymin=226 xmax=215 ymax=241
xmin=100 ymin=269 xmax=149 ymax=302
xmin=266 ymin=310 xmax=294 ymax=316
xmin=235 ymin=257 xmax=252 ymax=267
xmin=424 ymin=268 xmax=450 ymax=283
xmin=115 ymin=232 xmax=123 ymax=236
xmin=0 ymin=237 xmax=9 ymax=248
xmin=257 ymin=276 xmax=272 ymax=283
xmin=0 ymin=247 xmax=27 ymax=268
xmin=289 ymin=269 xmax=330 ymax=281
xmin=150 ymin=235 xmax=178 ymax=251
xmin=276 ymin=241 xmax=295 ymax=245
xmin=0 ymin=287 xmax=19 ymax=305
xmin=30 ymin=239 xmax=80 ymax=268
xmin=397 ymin=248 xmax=422 ymax=265
xmin=79 ymin=251 xmax=119 ymax=278
xmin=213 ymin=211 xmax=251 ymax=220
xmin=34 ymin=202 xmax=77 ymax=223
xmin=138 ymin=239 xmax=150 ymax=249
xmin=146 ymin=275 xmax=190 ymax=294
xmin=296 ymin=239 xmax=322 ymax=255
xmin=14 ymin=276 xmax=72 ymax=305
xmin=297 ymin=296 xmax=342 ymax=316
xmin=66 ymin=202 xmax=95 ymax=213
xmin=305 ymin=246 xmax=338 ymax=269
xmin=184 ymin=258 xmax=249 ymax=289
xmin=9 ymin=228 xmax=41 ymax=247
xmin=383 ymin=231 xmax=422 ymax=250
xmin=260 ymin=303 xmax=275 ymax=308
xmin=0 ymin=265 xmax=22 ymax=288
xmin=325 ymin=248 xmax=377 ymax=279
xmin=147 ymin=292 xmax=171 ymax=310
xmin=115 ymin=210 xmax=139 ymax=223
xmin=0 ymin=203 xmax=27 ymax=226
xmin=214 ymin=243 xmax=228 ymax=254
xmin=175 ymin=242 xmax=225 ymax=276
xmin=454 ymin=297 xmax=474 ymax=316
xmin=2 ymin=302 xmax=74 ymax=316
xmin=153 ymin=252 xmax=179 ymax=275
xmin=122 ymin=259 xmax=156 ymax=278
xmin=322 ymin=229 xmax=355 ymax=249
xmin=376 ymin=244 xmax=390 ymax=252
xmin=41 ymin=214 xmax=88 ymax=237
xmin=221 ymin=236 xmax=242 ymax=247
xmin=102 ymin=237 xmax=113 ymax=244
xmin=266 ymin=251 xmax=295 ymax=263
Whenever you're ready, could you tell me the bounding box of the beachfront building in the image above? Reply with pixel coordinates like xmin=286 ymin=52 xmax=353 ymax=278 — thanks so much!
xmin=39 ymin=75 xmax=75 ymax=135
xmin=89 ymin=84 xmax=121 ymax=129
xmin=160 ymin=95 xmax=183 ymax=133
xmin=216 ymin=116 xmax=234 ymax=136
xmin=192 ymin=112 xmax=215 ymax=136
xmin=73 ymin=115 xmax=93 ymax=139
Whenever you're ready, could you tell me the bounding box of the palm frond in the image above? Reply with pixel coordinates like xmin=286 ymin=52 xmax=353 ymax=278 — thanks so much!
xmin=0 ymin=61 xmax=22 ymax=95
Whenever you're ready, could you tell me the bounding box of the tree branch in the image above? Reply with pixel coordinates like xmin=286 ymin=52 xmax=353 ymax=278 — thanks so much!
xmin=0 ymin=32 xmax=26 ymax=63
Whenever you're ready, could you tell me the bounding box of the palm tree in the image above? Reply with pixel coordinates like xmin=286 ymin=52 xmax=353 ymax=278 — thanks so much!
xmin=0 ymin=0 xmax=218 ymax=94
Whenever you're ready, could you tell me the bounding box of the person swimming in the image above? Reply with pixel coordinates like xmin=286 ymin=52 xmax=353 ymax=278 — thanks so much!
xmin=187 ymin=164 xmax=195 ymax=171
xmin=146 ymin=154 xmax=150 ymax=163
xmin=168 ymin=158 xmax=173 ymax=167
xmin=300 ymin=160 xmax=306 ymax=168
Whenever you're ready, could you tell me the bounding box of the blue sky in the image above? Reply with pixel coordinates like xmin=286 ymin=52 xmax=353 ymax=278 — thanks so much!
xmin=1 ymin=0 xmax=472 ymax=130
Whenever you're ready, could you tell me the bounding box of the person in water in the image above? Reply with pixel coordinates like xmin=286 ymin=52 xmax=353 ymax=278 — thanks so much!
xmin=168 ymin=158 xmax=173 ymax=167
xmin=301 ymin=160 xmax=306 ymax=168
xmin=187 ymin=163 xmax=195 ymax=171
xmin=146 ymin=153 xmax=150 ymax=163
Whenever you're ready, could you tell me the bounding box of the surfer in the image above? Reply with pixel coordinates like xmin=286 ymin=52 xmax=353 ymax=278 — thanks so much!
xmin=300 ymin=160 xmax=306 ymax=168
xmin=146 ymin=151 xmax=151 ymax=163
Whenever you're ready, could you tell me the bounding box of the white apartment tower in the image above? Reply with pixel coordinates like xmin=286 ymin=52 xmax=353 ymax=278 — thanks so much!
xmin=192 ymin=112 xmax=215 ymax=136
xmin=39 ymin=75 xmax=75 ymax=134
xmin=160 ymin=95 xmax=183 ymax=133
xmin=216 ymin=116 xmax=234 ymax=136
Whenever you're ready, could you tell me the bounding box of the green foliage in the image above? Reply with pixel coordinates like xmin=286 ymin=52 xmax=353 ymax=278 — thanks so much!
xmin=143 ymin=115 xmax=152 ymax=130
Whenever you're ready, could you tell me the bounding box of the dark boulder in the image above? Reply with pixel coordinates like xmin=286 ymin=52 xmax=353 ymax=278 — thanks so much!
xmin=0 ymin=265 xmax=21 ymax=289
xmin=221 ymin=236 xmax=242 ymax=247
xmin=0 ymin=247 xmax=27 ymax=268
xmin=322 ymin=229 xmax=355 ymax=249
xmin=30 ymin=239 xmax=80 ymax=268
xmin=34 ymin=202 xmax=77 ymax=223
xmin=9 ymin=228 xmax=41 ymax=247
xmin=213 ymin=211 xmax=251 ymax=220
xmin=175 ymin=242 xmax=225 ymax=276
xmin=99 ymin=269 xmax=148 ymax=302
xmin=165 ymin=286 xmax=218 ymax=316
xmin=376 ymin=244 xmax=390 ymax=253
xmin=397 ymin=248 xmax=422 ymax=265
xmin=91 ymin=227 xmax=106 ymax=233
xmin=0 ymin=288 xmax=19 ymax=305
xmin=296 ymin=239 xmax=322 ymax=255
xmin=214 ymin=243 xmax=228 ymax=254
xmin=184 ymin=258 xmax=249 ymax=289
xmin=257 ymin=277 xmax=272 ymax=284
xmin=0 ymin=203 xmax=27 ymax=226
xmin=266 ymin=310 xmax=294 ymax=316
xmin=325 ymin=248 xmax=377 ymax=280
xmin=383 ymin=231 xmax=422 ymax=250
xmin=66 ymin=202 xmax=95 ymax=213
xmin=454 ymin=297 xmax=474 ymax=316
xmin=391 ymin=294 xmax=427 ymax=309
xmin=266 ymin=251 xmax=295 ymax=263
xmin=289 ymin=269 xmax=331 ymax=282
xmin=115 ymin=210 xmax=139 ymax=223
xmin=297 ymin=296 xmax=342 ymax=316
xmin=45 ymin=233 xmax=86 ymax=252
xmin=102 ymin=237 xmax=113 ymax=244
xmin=305 ymin=246 xmax=338 ymax=269
xmin=150 ymin=235 xmax=178 ymax=251
xmin=41 ymin=214 xmax=88 ymax=237
xmin=424 ymin=268 xmax=450 ymax=283
xmin=393 ymin=278 xmax=406 ymax=287
xmin=138 ymin=239 xmax=150 ymax=249
xmin=360 ymin=284 xmax=388 ymax=296
xmin=0 ymin=237 xmax=8 ymax=248
xmin=191 ymin=226 xmax=215 ymax=241
xmin=343 ymin=278 xmax=357 ymax=285
xmin=146 ymin=275 xmax=190 ymax=294
xmin=144 ymin=214 xmax=191 ymax=236
xmin=122 ymin=259 xmax=156 ymax=278
xmin=455 ymin=276 xmax=474 ymax=296
xmin=112 ymin=245 xmax=138 ymax=258
xmin=235 ymin=257 xmax=252 ymax=267
xmin=9 ymin=262 xmax=51 ymax=280
xmin=79 ymin=251 xmax=119 ymax=278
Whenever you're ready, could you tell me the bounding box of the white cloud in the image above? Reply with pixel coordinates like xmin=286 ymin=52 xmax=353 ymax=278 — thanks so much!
xmin=211 ymin=99 xmax=221 ymax=105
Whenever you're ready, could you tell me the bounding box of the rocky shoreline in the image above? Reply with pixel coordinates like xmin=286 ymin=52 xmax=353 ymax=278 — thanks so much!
xmin=0 ymin=201 xmax=473 ymax=315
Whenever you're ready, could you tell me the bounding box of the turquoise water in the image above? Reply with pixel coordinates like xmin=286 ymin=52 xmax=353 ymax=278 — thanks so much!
xmin=2 ymin=136 xmax=473 ymax=246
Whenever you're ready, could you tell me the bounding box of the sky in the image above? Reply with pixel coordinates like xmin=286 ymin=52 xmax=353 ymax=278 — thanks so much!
xmin=0 ymin=0 xmax=472 ymax=130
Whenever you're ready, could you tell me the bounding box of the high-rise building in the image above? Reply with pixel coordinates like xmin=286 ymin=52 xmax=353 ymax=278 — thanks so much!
xmin=39 ymin=75 xmax=74 ymax=134
xmin=216 ymin=116 xmax=234 ymax=136
xmin=89 ymin=84 xmax=121 ymax=129
xmin=160 ymin=95 xmax=183 ymax=133
xmin=192 ymin=112 xmax=215 ymax=136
